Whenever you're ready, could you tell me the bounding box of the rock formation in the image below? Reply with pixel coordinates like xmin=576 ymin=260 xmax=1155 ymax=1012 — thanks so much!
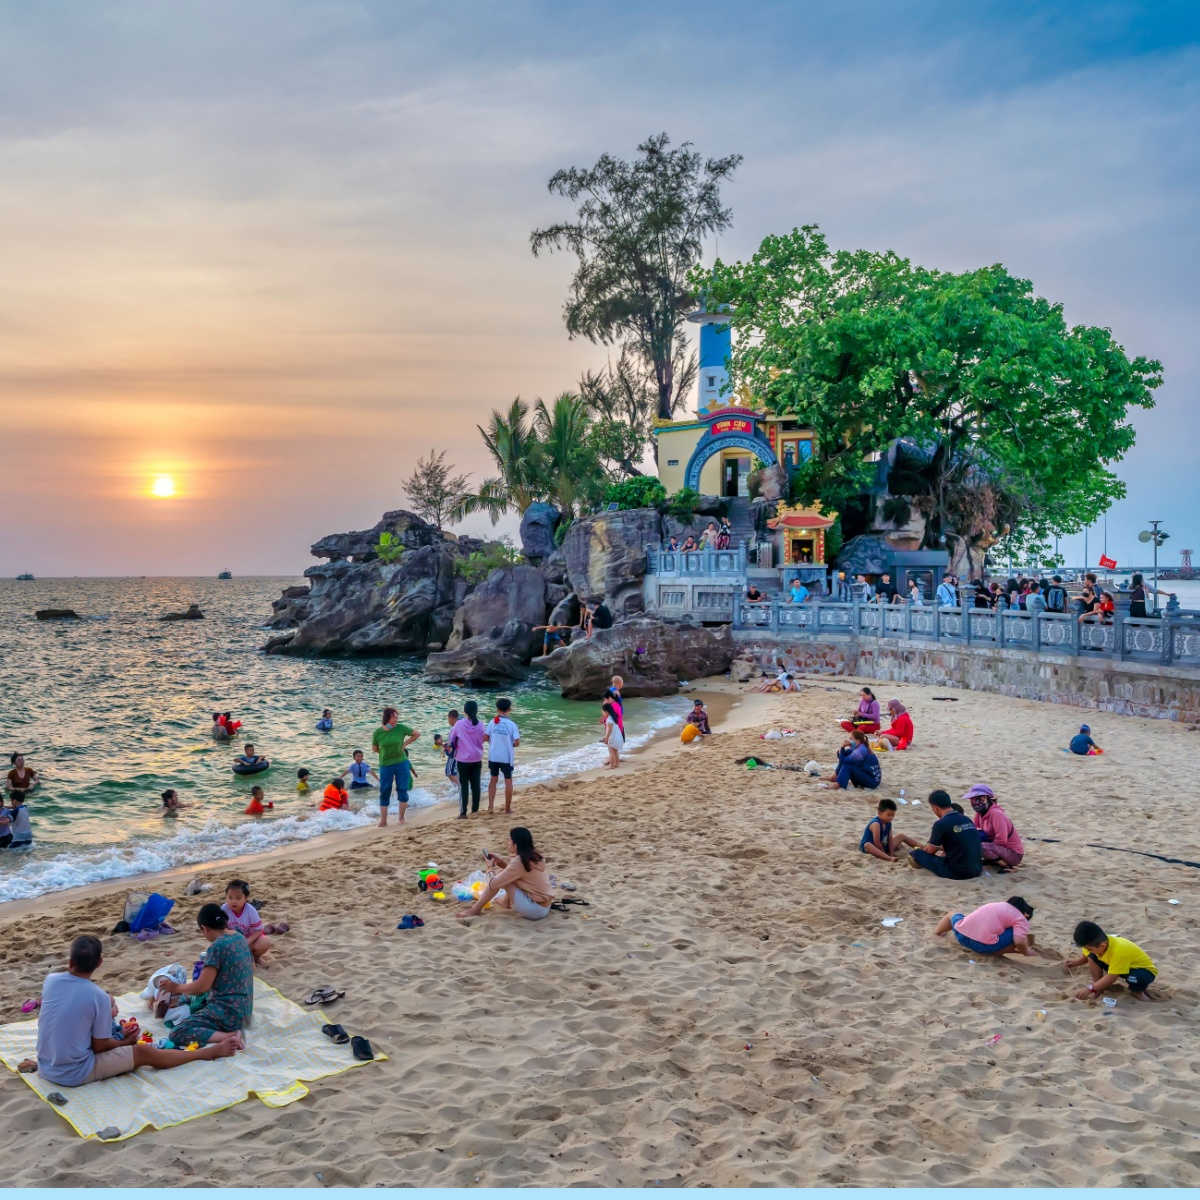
xmin=561 ymin=508 xmax=660 ymax=617
xmin=538 ymin=616 xmax=734 ymax=700
xmin=160 ymin=604 xmax=204 ymax=621
xmin=35 ymin=609 xmax=80 ymax=620
xmin=425 ymin=620 xmax=533 ymax=686
xmin=519 ymin=502 xmax=561 ymax=564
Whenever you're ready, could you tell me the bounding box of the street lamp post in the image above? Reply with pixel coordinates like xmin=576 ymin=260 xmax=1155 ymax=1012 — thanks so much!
xmin=1150 ymin=520 xmax=1163 ymax=612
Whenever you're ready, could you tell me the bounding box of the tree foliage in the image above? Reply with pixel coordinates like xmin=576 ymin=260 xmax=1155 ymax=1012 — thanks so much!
xmin=532 ymin=132 xmax=742 ymax=421
xmin=373 ymin=530 xmax=405 ymax=564
xmin=402 ymin=448 xmax=470 ymax=531
xmin=454 ymin=539 xmax=524 ymax=585
xmin=704 ymin=226 xmax=1162 ymax=567
xmin=604 ymin=476 xmax=667 ymax=510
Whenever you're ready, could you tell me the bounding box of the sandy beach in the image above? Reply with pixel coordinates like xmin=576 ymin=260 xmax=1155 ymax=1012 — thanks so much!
xmin=2 ymin=676 xmax=1197 ymax=1187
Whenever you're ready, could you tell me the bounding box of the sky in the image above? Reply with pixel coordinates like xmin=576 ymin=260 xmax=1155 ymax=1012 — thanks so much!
xmin=1 ymin=0 xmax=1197 ymax=576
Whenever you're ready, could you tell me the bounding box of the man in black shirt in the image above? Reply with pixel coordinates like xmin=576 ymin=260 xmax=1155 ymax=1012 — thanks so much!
xmin=877 ymin=573 xmax=899 ymax=603
xmin=590 ymin=601 xmax=613 ymax=631
xmin=909 ymin=790 xmax=982 ymax=879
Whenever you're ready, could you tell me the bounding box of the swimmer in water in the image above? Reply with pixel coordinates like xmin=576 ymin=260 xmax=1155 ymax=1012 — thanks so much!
xmin=161 ymin=788 xmax=185 ymax=817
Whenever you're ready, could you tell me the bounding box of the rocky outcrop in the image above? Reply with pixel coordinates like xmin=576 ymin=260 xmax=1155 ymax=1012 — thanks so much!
xmin=538 ymin=616 xmax=735 ymax=700
xmin=561 ymin=509 xmax=660 ymax=616
xmin=309 ymin=510 xmax=443 ymax=562
xmin=448 ymin=566 xmax=548 ymax=649
xmin=425 ymin=620 xmax=532 ymax=686
xmin=264 ymin=543 xmax=461 ymax=656
xmin=519 ymin=503 xmax=561 ymax=564
xmin=160 ymin=604 xmax=204 ymax=621
xmin=35 ymin=609 xmax=80 ymax=620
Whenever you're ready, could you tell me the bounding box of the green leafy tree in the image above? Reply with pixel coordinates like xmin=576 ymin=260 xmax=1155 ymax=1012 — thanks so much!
xmin=533 ymin=393 xmax=604 ymax=519
xmin=402 ymin=448 xmax=470 ymax=531
xmin=455 ymin=398 xmax=545 ymax=525
xmin=604 ymin=477 xmax=667 ymax=510
xmin=454 ymin=539 xmax=524 ymax=585
xmin=532 ymin=132 xmax=742 ymax=421
xmin=374 ymin=531 xmax=405 ymax=564
xmin=705 ymin=226 xmax=1161 ymax=572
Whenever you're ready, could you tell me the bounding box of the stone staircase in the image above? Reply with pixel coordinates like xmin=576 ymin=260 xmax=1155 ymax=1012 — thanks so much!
xmin=724 ymin=496 xmax=757 ymax=547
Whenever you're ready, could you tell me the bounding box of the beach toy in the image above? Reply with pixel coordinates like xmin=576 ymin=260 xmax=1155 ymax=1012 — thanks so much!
xmin=417 ymin=868 xmax=442 ymax=892
xmin=680 ymin=723 xmax=699 ymax=744
xmin=140 ymin=1032 xmax=154 ymax=1043
xmin=471 ymin=881 xmax=484 ymax=895
xmin=184 ymin=1042 xmax=201 ymax=1051
xmin=744 ymin=758 xmax=757 ymax=770
xmin=432 ymin=891 xmax=446 ymax=901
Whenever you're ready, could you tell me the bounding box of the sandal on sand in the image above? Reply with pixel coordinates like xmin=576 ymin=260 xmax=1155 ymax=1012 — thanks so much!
xmin=304 ymin=986 xmax=345 ymax=1006
xmin=396 ymin=914 xmax=425 ymax=930
xmin=20 ymin=998 xmax=40 ymax=1014
xmin=550 ymin=901 xmax=568 ymax=912
xmin=321 ymin=1023 xmax=349 ymax=1044
xmin=351 ymin=1036 xmax=374 ymax=1061
xmin=560 ymin=897 xmax=590 ymax=906
xmin=263 ymin=922 xmax=290 ymax=935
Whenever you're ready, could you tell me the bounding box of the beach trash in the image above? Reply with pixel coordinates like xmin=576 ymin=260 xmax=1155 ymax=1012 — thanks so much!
xmin=1102 ymin=997 xmax=1118 ymax=1008
xmin=880 ymin=917 xmax=903 ymax=928
xmin=986 ymin=1033 xmax=1002 ymax=1045
xmin=1167 ymin=899 xmax=1180 ymax=905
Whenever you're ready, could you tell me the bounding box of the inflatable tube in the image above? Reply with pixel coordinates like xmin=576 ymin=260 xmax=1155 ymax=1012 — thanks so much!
xmin=232 ymin=760 xmax=270 ymax=776
xmin=680 ymin=723 xmax=699 ymax=744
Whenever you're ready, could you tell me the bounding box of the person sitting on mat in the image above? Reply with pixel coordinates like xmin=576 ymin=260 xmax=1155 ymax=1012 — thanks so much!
xmin=1064 ymin=920 xmax=1158 ymax=1001
xmin=935 ymin=897 xmax=1037 ymax=956
xmin=876 ymin=699 xmax=914 ymax=750
xmin=1069 ymin=724 xmax=1103 ymax=755
xmin=823 ymin=730 xmax=881 ymax=790
xmin=35 ymin=935 xmax=242 ymax=1087
xmin=840 ymin=687 xmax=881 ymax=733
xmin=964 ymin=784 xmax=1024 ymax=868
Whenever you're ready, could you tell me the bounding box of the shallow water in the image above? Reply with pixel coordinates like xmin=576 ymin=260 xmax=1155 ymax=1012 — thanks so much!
xmin=0 ymin=577 xmax=678 ymax=901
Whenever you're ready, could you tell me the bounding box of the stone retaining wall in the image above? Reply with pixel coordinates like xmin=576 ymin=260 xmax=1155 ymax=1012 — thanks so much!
xmin=733 ymin=633 xmax=1200 ymax=723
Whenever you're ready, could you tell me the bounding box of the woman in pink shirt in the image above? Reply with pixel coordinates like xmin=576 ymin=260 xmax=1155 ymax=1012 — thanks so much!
xmin=963 ymin=784 xmax=1023 ymax=867
xmin=935 ymin=897 xmax=1036 ymax=956
xmin=449 ymin=700 xmax=487 ymax=818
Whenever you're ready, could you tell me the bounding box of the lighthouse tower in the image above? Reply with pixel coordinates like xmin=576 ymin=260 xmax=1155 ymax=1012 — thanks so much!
xmin=687 ymin=302 xmax=732 ymax=415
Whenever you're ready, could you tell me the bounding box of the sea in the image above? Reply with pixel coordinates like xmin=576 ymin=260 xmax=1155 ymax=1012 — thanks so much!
xmin=0 ymin=577 xmax=682 ymax=903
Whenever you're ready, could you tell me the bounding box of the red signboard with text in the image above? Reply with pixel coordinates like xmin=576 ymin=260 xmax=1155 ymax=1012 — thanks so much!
xmin=1099 ymin=554 xmax=1117 ymax=569
xmin=710 ymin=418 xmax=753 ymax=435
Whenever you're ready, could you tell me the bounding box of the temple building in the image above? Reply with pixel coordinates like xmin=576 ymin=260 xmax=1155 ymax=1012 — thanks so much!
xmin=651 ymin=303 xmax=832 ymax=584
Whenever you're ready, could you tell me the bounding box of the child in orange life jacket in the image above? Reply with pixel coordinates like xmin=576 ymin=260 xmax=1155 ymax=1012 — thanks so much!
xmin=244 ymin=785 xmax=272 ymax=816
xmin=320 ymin=777 xmax=349 ymax=811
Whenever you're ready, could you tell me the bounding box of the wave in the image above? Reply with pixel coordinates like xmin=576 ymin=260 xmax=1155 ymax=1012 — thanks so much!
xmin=0 ymin=706 xmax=681 ymax=903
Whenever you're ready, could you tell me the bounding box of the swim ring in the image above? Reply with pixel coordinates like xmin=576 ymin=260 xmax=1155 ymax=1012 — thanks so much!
xmin=232 ymin=760 xmax=270 ymax=776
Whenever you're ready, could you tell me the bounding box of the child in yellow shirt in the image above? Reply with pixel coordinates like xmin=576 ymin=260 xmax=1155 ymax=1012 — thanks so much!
xmin=1065 ymin=920 xmax=1158 ymax=1000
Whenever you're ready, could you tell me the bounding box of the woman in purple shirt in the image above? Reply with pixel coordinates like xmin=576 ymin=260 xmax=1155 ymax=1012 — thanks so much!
xmin=840 ymin=687 xmax=881 ymax=733
xmin=449 ymin=699 xmax=486 ymax=818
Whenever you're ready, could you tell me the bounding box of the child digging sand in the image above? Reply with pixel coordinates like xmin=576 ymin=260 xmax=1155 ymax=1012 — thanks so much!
xmin=859 ymin=798 xmax=923 ymax=861
xmin=1065 ymin=920 xmax=1159 ymax=1001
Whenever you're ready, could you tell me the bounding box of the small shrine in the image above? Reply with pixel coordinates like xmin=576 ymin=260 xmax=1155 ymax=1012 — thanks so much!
xmin=766 ymin=504 xmax=836 ymax=567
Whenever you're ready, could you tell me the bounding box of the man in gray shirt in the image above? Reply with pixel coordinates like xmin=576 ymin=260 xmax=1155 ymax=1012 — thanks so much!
xmin=36 ymin=936 xmax=242 ymax=1087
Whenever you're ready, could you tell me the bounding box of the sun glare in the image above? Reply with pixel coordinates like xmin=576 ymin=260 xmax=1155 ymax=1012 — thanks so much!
xmin=150 ymin=474 xmax=177 ymax=498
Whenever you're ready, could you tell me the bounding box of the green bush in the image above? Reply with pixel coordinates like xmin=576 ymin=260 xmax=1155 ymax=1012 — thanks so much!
xmin=603 ymin=477 xmax=667 ymax=511
xmin=454 ymin=540 xmax=523 ymax=585
xmin=665 ymin=487 xmax=701 ymax=521
xmin=374 ymin=531 xmax=405 ymax=564
xmin=553 ymin=516 xmax=572 ymax=547
xmin=824 ymin=515 xmax=843 ymax=563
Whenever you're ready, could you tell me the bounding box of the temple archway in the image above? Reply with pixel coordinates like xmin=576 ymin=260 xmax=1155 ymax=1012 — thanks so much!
xmin=684 ymin=429 xmax=778 ymax=494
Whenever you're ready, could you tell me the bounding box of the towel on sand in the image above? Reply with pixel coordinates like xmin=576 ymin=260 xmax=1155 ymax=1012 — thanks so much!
xmin=0 ymin=977 xmax=383 ymax=1141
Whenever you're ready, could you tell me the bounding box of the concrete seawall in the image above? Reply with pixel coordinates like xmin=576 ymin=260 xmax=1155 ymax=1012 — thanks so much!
xmin=732 ymin=633 xmax=1200 ymax=723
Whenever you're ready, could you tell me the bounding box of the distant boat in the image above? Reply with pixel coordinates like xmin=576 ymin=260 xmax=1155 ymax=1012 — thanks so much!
xmin=16 ymin=573 xmax=34 ymax=580
xmin=218 ymin=570 xmax=233 ymax=580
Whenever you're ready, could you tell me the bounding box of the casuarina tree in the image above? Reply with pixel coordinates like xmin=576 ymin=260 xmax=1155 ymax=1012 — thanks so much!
xmin=532 ymin=133 xmax=742 ymax=421
xmin=705 ymin=226 xmax=1161 ymax=573
xmin=402 ymin=449 xmax=470 ymax=531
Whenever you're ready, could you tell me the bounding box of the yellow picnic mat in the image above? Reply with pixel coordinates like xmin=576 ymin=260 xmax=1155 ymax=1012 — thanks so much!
xmin=0 ymin=977 xmax=383 ymax=1141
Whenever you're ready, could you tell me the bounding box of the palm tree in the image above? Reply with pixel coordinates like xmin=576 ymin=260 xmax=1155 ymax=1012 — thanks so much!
xmin=533 ymin=393 xmax=596 ymax=519
xmin=455 ymin=398 xmax=545 ymax=524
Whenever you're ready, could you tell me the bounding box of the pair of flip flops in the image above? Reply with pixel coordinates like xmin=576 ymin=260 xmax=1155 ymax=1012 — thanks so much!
xmin=396 ymin=914 xmax=425 ymax=930
xmin=20 ymin=998 xmax=40 ymax=1014
xmin=303 ymin=986 xmax=345 ymax=1006
xmin=321 ymin=1025 xmax=374 ymax=1060
xmin=262 ymin=921 xmax=289 ymax=935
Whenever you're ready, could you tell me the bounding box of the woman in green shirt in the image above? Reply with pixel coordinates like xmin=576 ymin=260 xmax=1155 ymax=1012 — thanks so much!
xmin=372 ymin=706 xmax=420 ymax=827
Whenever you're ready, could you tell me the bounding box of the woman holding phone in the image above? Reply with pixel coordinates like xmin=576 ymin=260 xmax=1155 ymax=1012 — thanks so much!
xmin=457 ymin=827 xmax=551 ymax=922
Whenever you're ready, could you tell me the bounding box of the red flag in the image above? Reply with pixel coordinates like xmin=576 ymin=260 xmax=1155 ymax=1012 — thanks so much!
xmin=1099 ymin=554 xmax=1117 ymax=569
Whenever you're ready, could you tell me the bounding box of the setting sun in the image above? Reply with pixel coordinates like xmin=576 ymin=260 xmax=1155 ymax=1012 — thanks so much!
xmin=150 ymin=474 xmax=176 ymax=498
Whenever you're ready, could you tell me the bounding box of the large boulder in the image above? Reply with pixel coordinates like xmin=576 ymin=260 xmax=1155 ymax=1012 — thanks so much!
xmin=519 ymin=503 xmax=561 ymax=564
xmin=310 ymin=509 xmax=441 ymax=562
xmin=264 ymin=543 xmax=460 ymax=655
xmin=449 ymin=566 xmax=548 ymax=646
xmin=424 ymin=620 xmax=531 ymax=686
xmin=561 ymin=509 xmax=660 ymax=617
xmin=35 ymin=608 xmax=80 ymax=620
xmin=539 ymin=616 xmax=735 ymax=700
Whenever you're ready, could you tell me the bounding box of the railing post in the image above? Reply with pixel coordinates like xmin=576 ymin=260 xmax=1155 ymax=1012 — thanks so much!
xmin=933 ymin=604 xmax=941 ymax=643
xmin=965 ymin=609 xmax=973 ymax=646
xmin=904 ymin=604 xmax=913 ymax=640
xmin=1070 ymin=613 xmax=1081 ymax=656
xmin=1032 ymin=611 xmax=1042 ymax=653
xmin=769 ymin=599 xmax=779 ymax=634
xmin=1161 ymin=618 xmax=1174 ymax=666
xmin=997 ymin=611 xmax=1007 ymax=648
xmin=1114 ymin=614 xmax=1126 ymax=662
